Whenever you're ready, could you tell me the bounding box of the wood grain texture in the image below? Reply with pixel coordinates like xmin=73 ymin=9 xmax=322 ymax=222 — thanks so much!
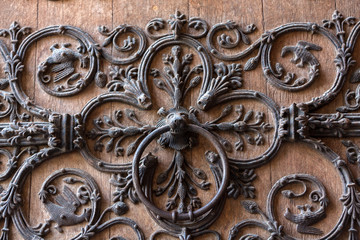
xmin=0 ymin=0 xmax=355 ymax=239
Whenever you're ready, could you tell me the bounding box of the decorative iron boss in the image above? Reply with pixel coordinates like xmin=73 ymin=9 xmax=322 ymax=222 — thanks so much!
xmin=0 ymin=9 xmax=358 ymax=240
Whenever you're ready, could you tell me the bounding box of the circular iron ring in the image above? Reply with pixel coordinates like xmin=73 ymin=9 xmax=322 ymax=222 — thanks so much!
xmin=132 ymin=124 xmax=229 ymax=222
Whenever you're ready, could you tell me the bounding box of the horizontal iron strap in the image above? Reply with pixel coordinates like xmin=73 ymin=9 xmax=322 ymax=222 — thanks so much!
xmin=308 ymin=113 xmax=360 ymax=137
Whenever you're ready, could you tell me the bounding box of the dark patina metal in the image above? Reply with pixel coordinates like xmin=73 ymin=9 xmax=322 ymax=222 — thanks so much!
xmin=0 ymin=9 xmax=358 ymax=240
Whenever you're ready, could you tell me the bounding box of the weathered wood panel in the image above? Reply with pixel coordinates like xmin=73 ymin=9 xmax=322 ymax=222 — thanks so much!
xmin=0 ymin=0 xmax=358 ymax=239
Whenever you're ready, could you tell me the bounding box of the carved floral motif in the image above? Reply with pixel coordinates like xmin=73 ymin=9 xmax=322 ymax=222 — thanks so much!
xmin=0 ymin=9 xmax=357 ymax=240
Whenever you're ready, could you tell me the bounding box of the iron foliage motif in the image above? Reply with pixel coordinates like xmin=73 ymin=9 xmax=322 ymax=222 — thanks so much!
xmin=0 ymin=9 xmax=358 ymax=240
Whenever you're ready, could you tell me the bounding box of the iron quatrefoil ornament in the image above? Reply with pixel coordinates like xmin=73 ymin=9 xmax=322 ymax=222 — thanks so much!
xmin=0 ymin=9 xmax=358 ymax=240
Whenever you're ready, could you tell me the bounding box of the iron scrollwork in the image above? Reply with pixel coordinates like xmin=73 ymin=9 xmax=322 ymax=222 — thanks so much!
xmin=229 ymin=174 xmax=328 ymax=239
xmin=0 ymin=8 xmax=357 ymax=240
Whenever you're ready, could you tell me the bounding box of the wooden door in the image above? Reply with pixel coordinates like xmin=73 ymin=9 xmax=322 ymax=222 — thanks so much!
xmin=0 ymin=0 xmax=359 ymax=239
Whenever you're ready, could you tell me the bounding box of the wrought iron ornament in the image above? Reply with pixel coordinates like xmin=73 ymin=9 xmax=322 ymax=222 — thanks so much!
xmin=0 ymin=9 xmax=358 ymax=239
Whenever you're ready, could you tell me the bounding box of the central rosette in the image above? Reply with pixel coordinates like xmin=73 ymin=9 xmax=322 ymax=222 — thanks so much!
xmin=81 ymin=31 xmax=275 ymax=224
